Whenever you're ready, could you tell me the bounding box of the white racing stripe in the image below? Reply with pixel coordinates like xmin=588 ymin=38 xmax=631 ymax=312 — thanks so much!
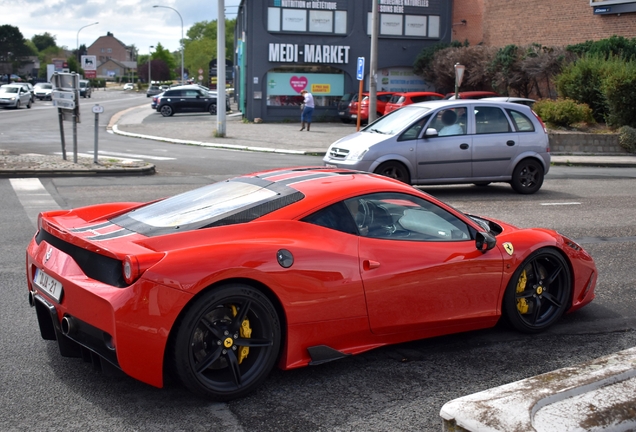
xmin=10 ymin=178 xmax=61 ymax=228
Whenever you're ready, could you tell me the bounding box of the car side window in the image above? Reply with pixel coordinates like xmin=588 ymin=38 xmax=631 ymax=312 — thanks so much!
xmin=506 ymin=109 xmax=535 ymax=132
xmin=342 ymin=193 xmax=471 ymax=241
xmin=475 ymin=107 xmax=512 ymax=134
xmin=429 ymin=108 xmax=467 ymax=136
xmin=301 ymin=202 xmax=358 ymax=235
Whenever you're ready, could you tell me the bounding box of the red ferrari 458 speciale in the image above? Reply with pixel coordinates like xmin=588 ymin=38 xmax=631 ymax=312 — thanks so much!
xmin=26 ymin=167 xmax=597 ymax=400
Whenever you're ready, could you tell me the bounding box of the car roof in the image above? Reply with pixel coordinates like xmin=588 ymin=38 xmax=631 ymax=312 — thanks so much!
xmin=409 ymin=99 xmax=534 ymax=111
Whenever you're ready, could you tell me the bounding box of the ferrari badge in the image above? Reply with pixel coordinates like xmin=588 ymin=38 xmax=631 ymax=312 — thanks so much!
xmin=503 ymin=242 xmax=514 ymax=256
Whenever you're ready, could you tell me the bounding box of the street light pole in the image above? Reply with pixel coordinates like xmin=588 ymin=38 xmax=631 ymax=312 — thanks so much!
xmin=153 ymin=5 xmax=184 ymax=84
xmin=148 ymin=45 xmax=154 ymax=85
xmin=76 ymin=22 xmax=99 ymax=69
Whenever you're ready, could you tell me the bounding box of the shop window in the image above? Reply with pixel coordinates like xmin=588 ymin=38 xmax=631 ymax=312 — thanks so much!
xmin=266 ymin=66 xmax=344 ymax=108
xmin=268 ymin=8 xmax=347 ymax=34
xmin=282 ymin=9 xmax=306 ymax=32
xmin=367 ymin=13 xmax=440 ymax=38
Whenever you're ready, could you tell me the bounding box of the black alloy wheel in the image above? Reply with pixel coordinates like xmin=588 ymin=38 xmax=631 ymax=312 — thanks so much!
xmin=503 ymin=248 xmax=571 ymax=333
xmin=172 ymin=284 xmax=281 ymax=400
xmin=511 ymin=159 xmax=544 ymax=194
xmin=209 ymin=103 xmax=217 ymax=115
xmin=160 ymin=105 xmax=174 ymax=117
xmin=374 ymin=161 xmax=411 ymax=184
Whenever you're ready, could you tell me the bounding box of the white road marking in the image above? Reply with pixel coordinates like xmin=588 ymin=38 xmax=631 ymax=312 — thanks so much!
xmin=98 ymin=150 xmax=175 ymax=161
xmin=10 ymin=178 xmax=61 ymax=228
xmin=540 ymin=202 xmax=582 ymax=206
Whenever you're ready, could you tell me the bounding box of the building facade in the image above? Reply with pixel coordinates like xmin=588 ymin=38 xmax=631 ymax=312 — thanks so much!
xmin=453 ymin=0 xmax=636 ymax=47
xmin=235 ymin=0 xmax=453 ymax=122
xmin=87 ymin=32 xmax=137 ymax=79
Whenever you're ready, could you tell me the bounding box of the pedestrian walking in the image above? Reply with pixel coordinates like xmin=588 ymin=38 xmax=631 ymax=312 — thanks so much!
xmin=300 ymin=90 xmax=315 ymax=131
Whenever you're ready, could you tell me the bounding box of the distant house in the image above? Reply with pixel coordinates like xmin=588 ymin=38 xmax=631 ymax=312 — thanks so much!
xmin=87 ymin=32 xmax=137 ymax=78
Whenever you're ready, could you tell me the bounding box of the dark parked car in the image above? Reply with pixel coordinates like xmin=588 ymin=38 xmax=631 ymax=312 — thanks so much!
xmin=157 ymin=87 xmax=218 ymax=117
xmin=147 ymin=85 xmax=162 ymax=97
xmin=79 ymin=80 xmax=92 ymax=98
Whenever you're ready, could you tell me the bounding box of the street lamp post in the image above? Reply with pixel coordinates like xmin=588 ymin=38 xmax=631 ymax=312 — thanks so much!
xmin=76 ymin=22 xmax=99 ymax=69
xmin=148 ymin=45 xmax=154 ymax=85
xmin=153 ymin=5 xmax=184 ymax=84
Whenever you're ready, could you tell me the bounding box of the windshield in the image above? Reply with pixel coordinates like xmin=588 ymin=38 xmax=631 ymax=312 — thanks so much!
xmin=362 ymin=105 xmax=431 ymax=135
xmin=0 ymin=87 xmax=19 ymax=94
xmin=112 ymin=178 xmax=304 ymax=236
xmin=80 ymin=82 xmax=87 ymax=88
xmin=35 ymin=83 xmax=52 ymax=89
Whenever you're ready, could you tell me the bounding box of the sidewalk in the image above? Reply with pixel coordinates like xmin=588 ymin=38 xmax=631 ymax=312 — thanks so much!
xmin=2 ymin=104 xmax=636 ymax=176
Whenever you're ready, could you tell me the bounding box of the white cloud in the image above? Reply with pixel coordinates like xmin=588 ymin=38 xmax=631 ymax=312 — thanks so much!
xmin=2 ymin=0 xmax=242 ymax=53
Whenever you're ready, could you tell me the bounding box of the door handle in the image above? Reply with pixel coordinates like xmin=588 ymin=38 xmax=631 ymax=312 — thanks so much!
xmin=460 ymin=143 xmax=469 ymax=150
xmin=363 ymin=260 xmax=381 ymax=270
xmin=506 ymin=140 xmax=515 ymax=146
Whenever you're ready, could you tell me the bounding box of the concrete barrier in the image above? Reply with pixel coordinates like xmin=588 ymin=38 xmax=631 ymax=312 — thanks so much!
xmin=440 ymin=346 xmax=636 ymax=431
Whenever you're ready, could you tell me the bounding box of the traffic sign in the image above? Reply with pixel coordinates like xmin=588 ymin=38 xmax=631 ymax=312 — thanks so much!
xmin=54 ymin=99 xmax=76 ymax=110
xmin=52 ymin=90 xmax=75 ymax=101
xmin=92 ymin=105 xmax=104 ymax=114
xmin=356 ymin=57 xmax=365 ymax=81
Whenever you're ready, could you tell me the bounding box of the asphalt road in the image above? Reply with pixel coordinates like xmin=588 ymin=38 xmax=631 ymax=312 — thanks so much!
xmin=1 ymin=92 xmax=635 ymax=431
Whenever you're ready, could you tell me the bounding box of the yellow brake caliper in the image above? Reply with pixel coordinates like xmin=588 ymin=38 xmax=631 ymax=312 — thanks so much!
xmin=516 ymin=270 xmax=529 ymax=314
xmin=231 ymin=305 xmax=252 ymax=364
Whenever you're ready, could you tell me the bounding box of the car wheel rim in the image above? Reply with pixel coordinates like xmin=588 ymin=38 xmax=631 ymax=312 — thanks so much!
xmin=188 ymin=297 xmax=275 ymax=392
xmin=518 ymin=164 xmax=538 ymax=188
xmin=513 ymin=254 xmax=568 ymax=328
xmin=380 ymin=166 xmax=405 ymax=182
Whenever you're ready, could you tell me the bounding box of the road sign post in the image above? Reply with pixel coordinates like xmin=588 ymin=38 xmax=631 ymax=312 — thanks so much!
xmin=454 ymin=64 xmax=465 ymax=100
xmin=356 ymin=57 xmax=365 ymax=132
xmin=52 ymin=72 xmax=80 ymax=162
xmin=92 ymin=104 xmax=104 ymax=164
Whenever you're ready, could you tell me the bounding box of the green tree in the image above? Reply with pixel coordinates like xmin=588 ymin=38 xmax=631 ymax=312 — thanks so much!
xmin=184 ymin=18 xmax=236 ymax=83
xmin=31 ymin=32 xmax=57 ymax=52
xmin=0 ymin=25 xmax=36 ymax=71
xmin=151 ymin=42 xmax=177 ymax=79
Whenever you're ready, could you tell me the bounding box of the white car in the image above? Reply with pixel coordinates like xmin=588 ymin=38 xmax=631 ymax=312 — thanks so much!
xmin=0 ymin=84 xmax=33 ymax=109
xmin=124 ymin=83 xmax=135 ymax=90
xmin=33 ymin=82 xmax=53 ymax=100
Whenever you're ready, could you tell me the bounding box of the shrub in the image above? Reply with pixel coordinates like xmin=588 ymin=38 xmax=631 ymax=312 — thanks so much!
xmin=533 ymin=98 xmax=594 ymax=127
xmin=618 ymin=126 xmax=636 ymax=153
xmin=601 ymin=59 xmax=636 ymax=129
xmin=556 ymin=55 xmax=607 ymax=122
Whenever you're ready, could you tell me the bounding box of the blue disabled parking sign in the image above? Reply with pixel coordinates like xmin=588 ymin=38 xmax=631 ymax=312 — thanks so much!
xmin=357 ymin=57 xmax=365 ymax=81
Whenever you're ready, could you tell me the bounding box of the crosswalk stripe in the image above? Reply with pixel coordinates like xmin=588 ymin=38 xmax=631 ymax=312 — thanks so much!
xmin=10 ymin=178 xmax=61 ymax=228
xmin=98 ymin=150 xmax=176 ymax=161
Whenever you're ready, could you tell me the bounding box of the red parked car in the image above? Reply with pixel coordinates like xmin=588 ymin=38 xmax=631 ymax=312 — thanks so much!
xmin=383 ymin=91 xmax=444 ymax=115
xmin=26 ymin=167 xmax=597 ymax=400
xmin=444 ymin=91 xmax=500 ymax=100
xmin=345 ymin=91 xmax=395 ymax=123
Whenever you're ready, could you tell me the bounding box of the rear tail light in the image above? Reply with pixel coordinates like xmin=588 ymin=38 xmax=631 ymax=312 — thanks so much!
xmin=532 ymin=109 xmax=548 ymax=133
xmin=122 ymin=252 xmax=165 ymax=285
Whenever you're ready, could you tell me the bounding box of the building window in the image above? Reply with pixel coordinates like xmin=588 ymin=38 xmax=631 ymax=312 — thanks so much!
xmin=282 ymin=9 xmax=306 ymax=31
xmin=266 ymin=66 xmax=344 ymax=108
xmin=101 ymin=48 xmax=105 ymax=53
xmin=268 ymin=7 xmax=348 ymax=34
xmin=107 ymin=48 xmax=112 ymax=53
xmin=367 ymin=13 xmax=440 ymax=38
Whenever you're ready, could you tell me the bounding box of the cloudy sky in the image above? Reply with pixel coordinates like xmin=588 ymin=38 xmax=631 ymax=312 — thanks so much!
xmin=2 ymin=0 xmax=242 ymax=54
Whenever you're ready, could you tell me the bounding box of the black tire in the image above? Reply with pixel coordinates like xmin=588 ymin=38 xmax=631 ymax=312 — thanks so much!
xmin=511 ymin=159 xmax=544 ymax=194
xmin=503 ymin=249 xmax=571 ymax=333
xmin=160 ymin=105 xmax=174 ymax=117
xmin=15 ymin=100 xmax=20 ymax=110
xmin=172 ymin=284 xmax=281 ymax=400
xmin=374 ymin=161 xmax=411 ymax=184
xmin=209 ymin=103 xmax=217 ymax=115
xmin=27 ymin=99 xmax=32 ymax=109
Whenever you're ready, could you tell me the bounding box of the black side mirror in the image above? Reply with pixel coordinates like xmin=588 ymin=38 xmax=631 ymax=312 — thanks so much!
xmin=475 ymin=231 xmax=496 ymax=253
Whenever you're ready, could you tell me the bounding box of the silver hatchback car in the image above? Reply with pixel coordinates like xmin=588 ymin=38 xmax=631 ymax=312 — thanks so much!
xmin=323 ymin=100 xmax=550 ymax=194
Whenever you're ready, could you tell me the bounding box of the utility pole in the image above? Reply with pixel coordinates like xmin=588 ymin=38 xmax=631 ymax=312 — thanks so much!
xmin=369 ymin=0 xmax=379 ymax=124
xmin=216 ymin=0 xmax=227 ymax=137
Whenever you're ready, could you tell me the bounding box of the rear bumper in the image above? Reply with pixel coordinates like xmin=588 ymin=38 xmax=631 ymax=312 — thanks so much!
xmin=26 ymin=235 xmax=193 ymax=388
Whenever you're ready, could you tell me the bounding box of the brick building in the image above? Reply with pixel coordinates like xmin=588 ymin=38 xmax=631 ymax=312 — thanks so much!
xmin=87 ymin=32 xmax=137 ymax=78
xmin=453 ymin=0 xmax=636 ymax=46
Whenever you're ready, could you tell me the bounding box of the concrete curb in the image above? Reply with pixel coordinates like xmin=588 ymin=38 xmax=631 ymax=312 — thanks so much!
xmin=440 ymin=346 xmax=636 ymax=431
xmin=112 ymin=124 xmax=311 ymax=155
xmin=0 ymin=165 xmax=156 ymax=178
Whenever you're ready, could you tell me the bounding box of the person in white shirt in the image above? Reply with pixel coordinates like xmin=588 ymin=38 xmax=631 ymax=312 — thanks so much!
xmin=300 ymin=90 xmax=315 ymax=131
xmin=438 ymin=110 xmax=463 ymax=136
